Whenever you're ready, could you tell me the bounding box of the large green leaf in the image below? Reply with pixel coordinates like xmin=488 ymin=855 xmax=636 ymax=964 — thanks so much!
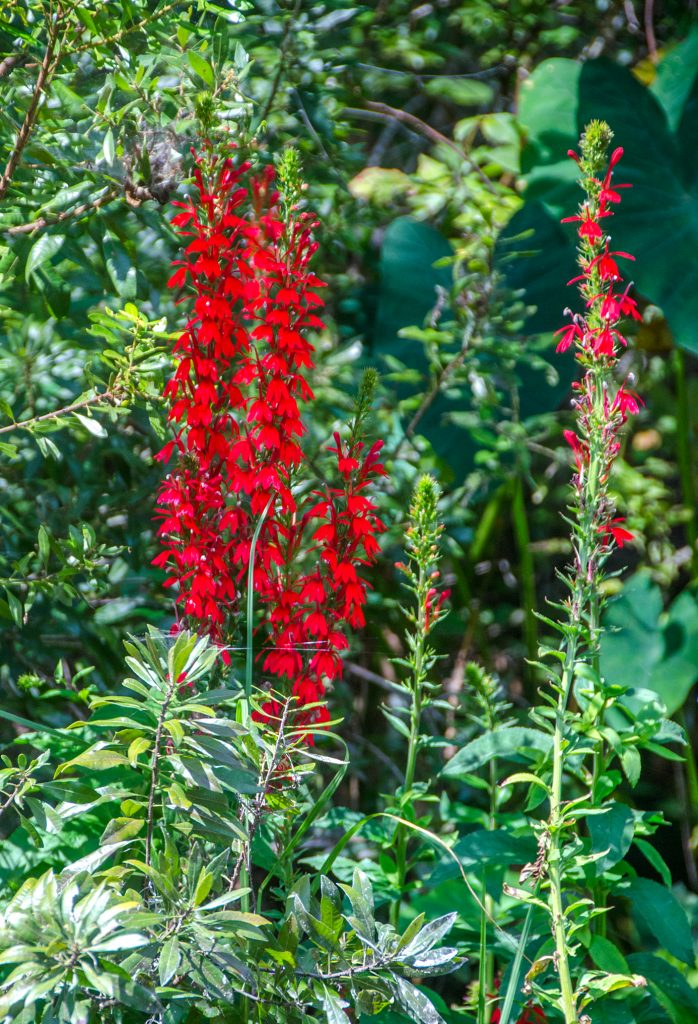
xmin=441 ymin=726 xmax=552 ymax=778
xmin=588 ymin=801 xmax=635 ymax=874
xmin=620 ymin=878 xmax=693 ymax=964
xmin=514 ymin=55 xmax=698 ymax=353
xmin=371 ymin=216 xmax=472 ymax=471
xmin=600 ymin=573 xmax=698 ymax=715
xmin=651 ymin=28 xmax=698 ymax=132
xmin=627 ymin=953 xmax=698 ymax=1024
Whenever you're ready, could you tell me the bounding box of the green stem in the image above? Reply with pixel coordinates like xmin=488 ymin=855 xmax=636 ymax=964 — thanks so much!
xmin=549 ymin=655 xmax=579 ymax=1024
xmin=478 ymin=756 xmax=497 ymax=1023
xmin=242 ymin=497 xmax=273 ymax=725
xmin=675 ymin=349 xmax=697 ymax=576
xmin=511 ymin=474 xmax=538 ymax=687
xmin=390 ymin=561 xmax=428 ymax=930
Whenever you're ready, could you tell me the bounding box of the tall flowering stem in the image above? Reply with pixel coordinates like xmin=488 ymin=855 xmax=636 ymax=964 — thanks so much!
xmin=544 ymin=122 xmax=641 ymax=1023
xmin=154 ymin=143 xmax=385 ymax=739
xmin=389 ymin=475 xmax=448 ymax=929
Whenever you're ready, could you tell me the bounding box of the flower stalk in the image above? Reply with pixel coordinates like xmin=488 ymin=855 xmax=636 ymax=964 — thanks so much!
xmin=544 ymin=121 xmax=642 ymax=1022
xmin=389 ymin=475 xmax=448 ymax=929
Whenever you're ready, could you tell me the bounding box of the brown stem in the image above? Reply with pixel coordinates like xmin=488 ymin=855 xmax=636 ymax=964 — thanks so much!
xmin=66 ymin=0 xmax=182 ymax=54
xmin=0 ymin=389 xmax=118 ymax=436
xmin=229 ymin=697 xmax=294 ymax=892
xmin=644 ymin=0 xmax=657 ymax=62
xmin=4 ymin=187 xmax=120 ymax=236
xmin=343 ymin=101 xmax=461 ymax=156
xmin=0 ymin=9 xmax=62 ymax=201
xmin=258 ymin=0 xmax=301 ymax=124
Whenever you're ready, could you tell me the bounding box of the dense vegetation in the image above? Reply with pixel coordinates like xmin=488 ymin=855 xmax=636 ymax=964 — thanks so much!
xmin=1 ymin=3 xmax=698 ymax=1023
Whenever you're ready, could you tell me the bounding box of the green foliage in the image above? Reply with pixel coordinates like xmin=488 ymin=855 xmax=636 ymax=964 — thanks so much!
xmin=0 ymin=630 xmax=462 ymax=1023
xmin=514 ymin=47 xmax=698 ymax=355
xmin=2 ymin=4 xmax=698 ymax=1023
xmin=600 ymin=572 xmax=698 ymax=716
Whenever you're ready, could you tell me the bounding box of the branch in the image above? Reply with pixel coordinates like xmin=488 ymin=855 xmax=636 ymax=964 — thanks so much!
xmin=66 ymin=0 xmax=182 ymax=55
xmin=0 ymin=10 xmax=62 ymax=201
xmin=258 ymin=0 xmax=301 ymax=124
xmin=229 ymin=697 xmax=294 ymax=892
xmin=0 ymin=389 xmax=119 ymax=436
xmin=394 ymin=316 xmax=476 ymax=458
xmin=343 ymin=101 xmax=462 ymax=156
xmin=4 ymin=187 xmax=120 ymax=236
xmin=344 ymin=101 xmax=497 ymax=192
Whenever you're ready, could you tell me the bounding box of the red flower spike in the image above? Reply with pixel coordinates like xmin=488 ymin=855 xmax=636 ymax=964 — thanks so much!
xmin=558 ymin=138 xmax=641 ymax=568
xmin=154 ymin=142 xmax=385 ymax=741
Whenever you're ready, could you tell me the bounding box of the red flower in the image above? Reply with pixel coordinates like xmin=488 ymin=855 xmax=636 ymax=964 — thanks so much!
xmin=598 ymin=518 xmax=634 ymax=548
xmin=491 ymin=1005 xmax=546 ymax=1024
xmin=613 ymin=387 xmax=643 ymax=419
xmin=561 ymin=206 xmax=606 ymax=240
xmin=563 ymin=429 xmax=588 ymax=469
xmin=554 ymin=322 xmax=582 ymax=354
xmin=154 ymin=143 xmax=385 ymax=741
xmin=590 ymin=243 xmax=635 ymax=282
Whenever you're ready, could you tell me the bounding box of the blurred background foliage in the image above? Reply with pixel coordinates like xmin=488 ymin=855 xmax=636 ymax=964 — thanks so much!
xmin=2 ymin=0 xmax=698 ymax=1012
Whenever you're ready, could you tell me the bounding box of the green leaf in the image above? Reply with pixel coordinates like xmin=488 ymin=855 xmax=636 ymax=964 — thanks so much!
xmin=651 ymin=27 xmax=698 ymax=132
xmin=392 ymin=976 xmax=446 ymax=1024
xmin=25 ymin=234 xmax=65 ymax=282
xmin=74 ymin=413 xmax=108 ymax=438
xmin=103 ymin=233 xmax=137 ymax=299
xmin=431 ymin=829 xmax=536 ymax=884
xmin=319 ymin=876 xmax=343 ymax=943
xmin=188 ymin=50 xmax=214 ymax=86
xmin=103 ymin=128 xmax=115 ymax=164
xmin=158 ymin=936 xmax=181 ymax=985
xmin=620 ymin=877 xmax=693 ymax=964
xmin=424 ymin=77 xmax=493 ymax=106
xmin=400 ymin=912 xmax=456 ymax=958
xmin=319 ymin=987 xmax=351 ymax=1024
xmin=441 ymin=727 xmax=552 ymax=778
xmin=633 ymin=838 xmax=672 ymax=887
xmin=600 ymin=573 xmax=698 ymax=716
xmin=101 ymin=816 xmax=144 ymax=845
xmin=620 ymin=746 xmax=641 ymax=788
xmin=56 ymin=744 xmax=131 ymax=776
xmin=127 ymin=736 xmax=151 ymax=766
xmin=6 ymin=589 xmax=23 ymax=627
xmin=193 ymin=868 xmax=214 ymax=907
xmin=588 ymin=934 xmax=629 ymax=974
xmin=627 ymin=952 xmax=698 ymax=1024
xmin=588 ymin=801 xmax=635 ymax=874
xmin=37 ymin=525 xmax=50 ymax=567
